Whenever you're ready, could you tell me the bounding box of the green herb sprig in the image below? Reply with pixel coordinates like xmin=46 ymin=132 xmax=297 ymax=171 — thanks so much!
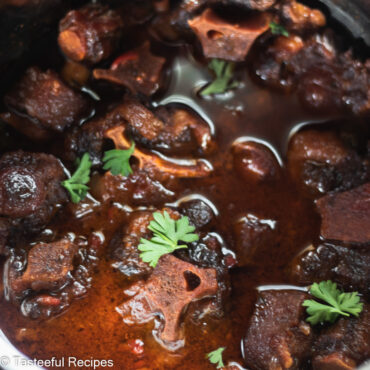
xmin=303 ymin=280 xmax=363 ymax=325
xmin=103 ymin=142 xmax=135 ymax=177
xmin=206 ymin=347 xmax=226 ymax=369
xmin=138 ymin=211 xmax=199 ymax=268
xmin=201 ymin=59 xmax=238 ymax=96
xmin=269 ymin=21 xmax=289 ymax=37
xmin=62 ymin=153 xmax=92 ymax=203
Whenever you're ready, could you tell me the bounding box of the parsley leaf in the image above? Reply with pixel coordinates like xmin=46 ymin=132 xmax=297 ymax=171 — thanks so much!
xmin=206 ymin=347 xmax=225 ymax=369
xmin=201 ymin=59 xmax=239 ymax=96
xmin=303 ymin=280 xmax=363 ymax=325
xmin=269 ymin=21 xmax=289 ymax=37
xmin=103 ymin=142 xmax=135 ymax=177
xmin=138 ymin=211 xmax=199 ymax=268
xmin=62 ymin=153 xmax=92 ymax=203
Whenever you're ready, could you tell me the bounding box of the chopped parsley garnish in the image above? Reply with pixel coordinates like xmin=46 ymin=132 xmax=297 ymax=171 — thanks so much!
xmin=102 ymin=142 xmax=135 ymax=177
xmin=62 ymin=153 xmax=92 ymax=203
xmin=206 ymin=347 xmax=226 ymax=369
xmin=269 ymin=21 xmax=289 ymax=37
xmin=201 ymin=59 xmax=238 ymax=96
xmin=138 ymin=211 xmax=199 ymax=268
xmin=303 ymin=280 xmax=363 ymax=325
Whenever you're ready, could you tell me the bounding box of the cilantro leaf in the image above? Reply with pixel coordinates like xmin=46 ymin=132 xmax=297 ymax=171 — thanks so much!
xmin=206 ymin=347 xmax=225 ymax=369
xmin=61 ymin=153 xmax=92 ymax=203
xmin=201 ymin=59 xmax=238 ymax=96
xmin=269 ymin=21 xmax=289 ymax=37
xmin=138 ymin=211 xmax=199 ymax=267
xmin=303 ymin=280 xmax=363 ymax=325
xmin=103 ymin=142 xmax=135 ymax=177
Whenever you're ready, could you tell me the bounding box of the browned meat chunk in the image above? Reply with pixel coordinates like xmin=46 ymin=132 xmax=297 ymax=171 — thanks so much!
xmin=64 ymin=100 xmax=213 ymax=166
xmin=117 ymin=254 xmax=218 ymax=349
xmin=316 ymin=183 xmax=370 ymax=244
xmin=233 ymin=141 xmax=280 ymax=182
xmin=123 ymin=100 xmax=213 ymax=155
xmin=88 ymin=123 xmax=212 ymax=206
xmin=290 ymin=243 xmax=370 ymax=297
xmin=233 ymin=213 xmax=277 ymax=266
xmin=58 ymin=4 xmax=124 ymax=64
xmin=91 ymin=123 xmax=211 ymax=207
xmin=8 ymin=238 xmax=78 ymax=296
xmin=243 ymin=290 xmax=313 ymax=370
xmin=279 ymin=0 xmax=326 ymax=32
xmin=253 ymin=33 xmax=370 ymax=115
xmin=110 ymin=211 xmax=155 ymax=279
xmin=2 ymin=67 xmax=89 ymax=139
xmin=181 ymin=199 xmax=214 ymax=229
xmin=151 ymin=0 xmax=275 ymax=44
xmin=92 ymin=169 xmax=177 ymax=206
xmin=93 ymin=42 xmax=166 ymax=96
xmin=287 ymin=129 xmax=369 ymax=193
xmin=312 ymin=304 xmax=370 ymax=369
xmin=188 ymin=8 xmax=270 ymax=61
xmin=253 ymin=34 xmax=304 ymax=90
xmin=289 ymin=130 xmax=350 ymax=166
xmin=119 ymin=99 xmax=164 ymax=141
xmin=5 ymin=233 xmax=102 ymax=319
xmin=106 ymin=125 xmax=212 ymax=178
xmin=0 ymin=151 xmax=67 ymax=238
xmin=176 ymin=232 xmax=230 ymax=320
xmin=63 ymin=101 xmax=127 ymax=166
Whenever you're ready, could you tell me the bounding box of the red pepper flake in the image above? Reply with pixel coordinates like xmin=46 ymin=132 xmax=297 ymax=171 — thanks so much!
xmin=111 ymin=51 xmax=139 ymax=70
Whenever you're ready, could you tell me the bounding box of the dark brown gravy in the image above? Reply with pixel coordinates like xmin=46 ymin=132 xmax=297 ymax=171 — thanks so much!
xmin=0 ymin=39 xmax=357 ymax=369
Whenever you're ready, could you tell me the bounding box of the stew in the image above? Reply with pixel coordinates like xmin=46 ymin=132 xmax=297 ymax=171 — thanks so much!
xmin=0 ymin=0 xmax=369 ymax=369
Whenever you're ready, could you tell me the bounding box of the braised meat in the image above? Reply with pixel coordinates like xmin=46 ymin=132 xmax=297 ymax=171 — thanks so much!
xmin=58 ymin=4 xmax=124 ymax=64
xmin=120 ymin=99 xmax=214 ymax=155
xmin=233 ymin=213 xmax=277 ymax=266
xmin=316 ymin=182 xmax=370 ymax=244
xmin=0 ymin=151 xmax=67 ymax=251
xmin=288 ymin=129 xmax=369 ymax=193
xmin=233 ymin=141 xmax=280 ymax=182
xmin=93 ymin=42 xmax=166 ymax=96
xmin=110 ymin=211 xmax=156 ymax=279
xmin=7 ymin=238 xmax=78 ymax=297
xmin=181 ymin=199 xmax=214 ymax=229
xmin=291 ymin=243 xmax=370 ymax=297
xmin=1 ymin=67 xmax=89 ymax=140
xmin=278 ymin=0 xmax=326 ymax=32
xmin=188 ymin=8 xmax=270 ymax=61
xmin=64 ymin=99 xmax=214 ymax=166
xmin=117 ymin=254 xmax=218 ymax=349
xmin=253 ymin=33 xmax=370 ymax=115
xmin=242 ymin=290 xmax=314 ymax=370
xmin=90 ymin=125 xmax=211 ymax=205
xmin=312 ymin=305 xmax=370 ymax=369
xmin=5 ymin=233 xmax=102 ymax=319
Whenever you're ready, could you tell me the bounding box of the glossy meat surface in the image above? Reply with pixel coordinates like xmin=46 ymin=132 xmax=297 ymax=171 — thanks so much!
xmin=58 ymin=4 xmax=124 ymax=64
xmin=243 ymin=290 xmax=313 ymax=370
xmin=3 ymin=67 xmax=89 ymax=138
